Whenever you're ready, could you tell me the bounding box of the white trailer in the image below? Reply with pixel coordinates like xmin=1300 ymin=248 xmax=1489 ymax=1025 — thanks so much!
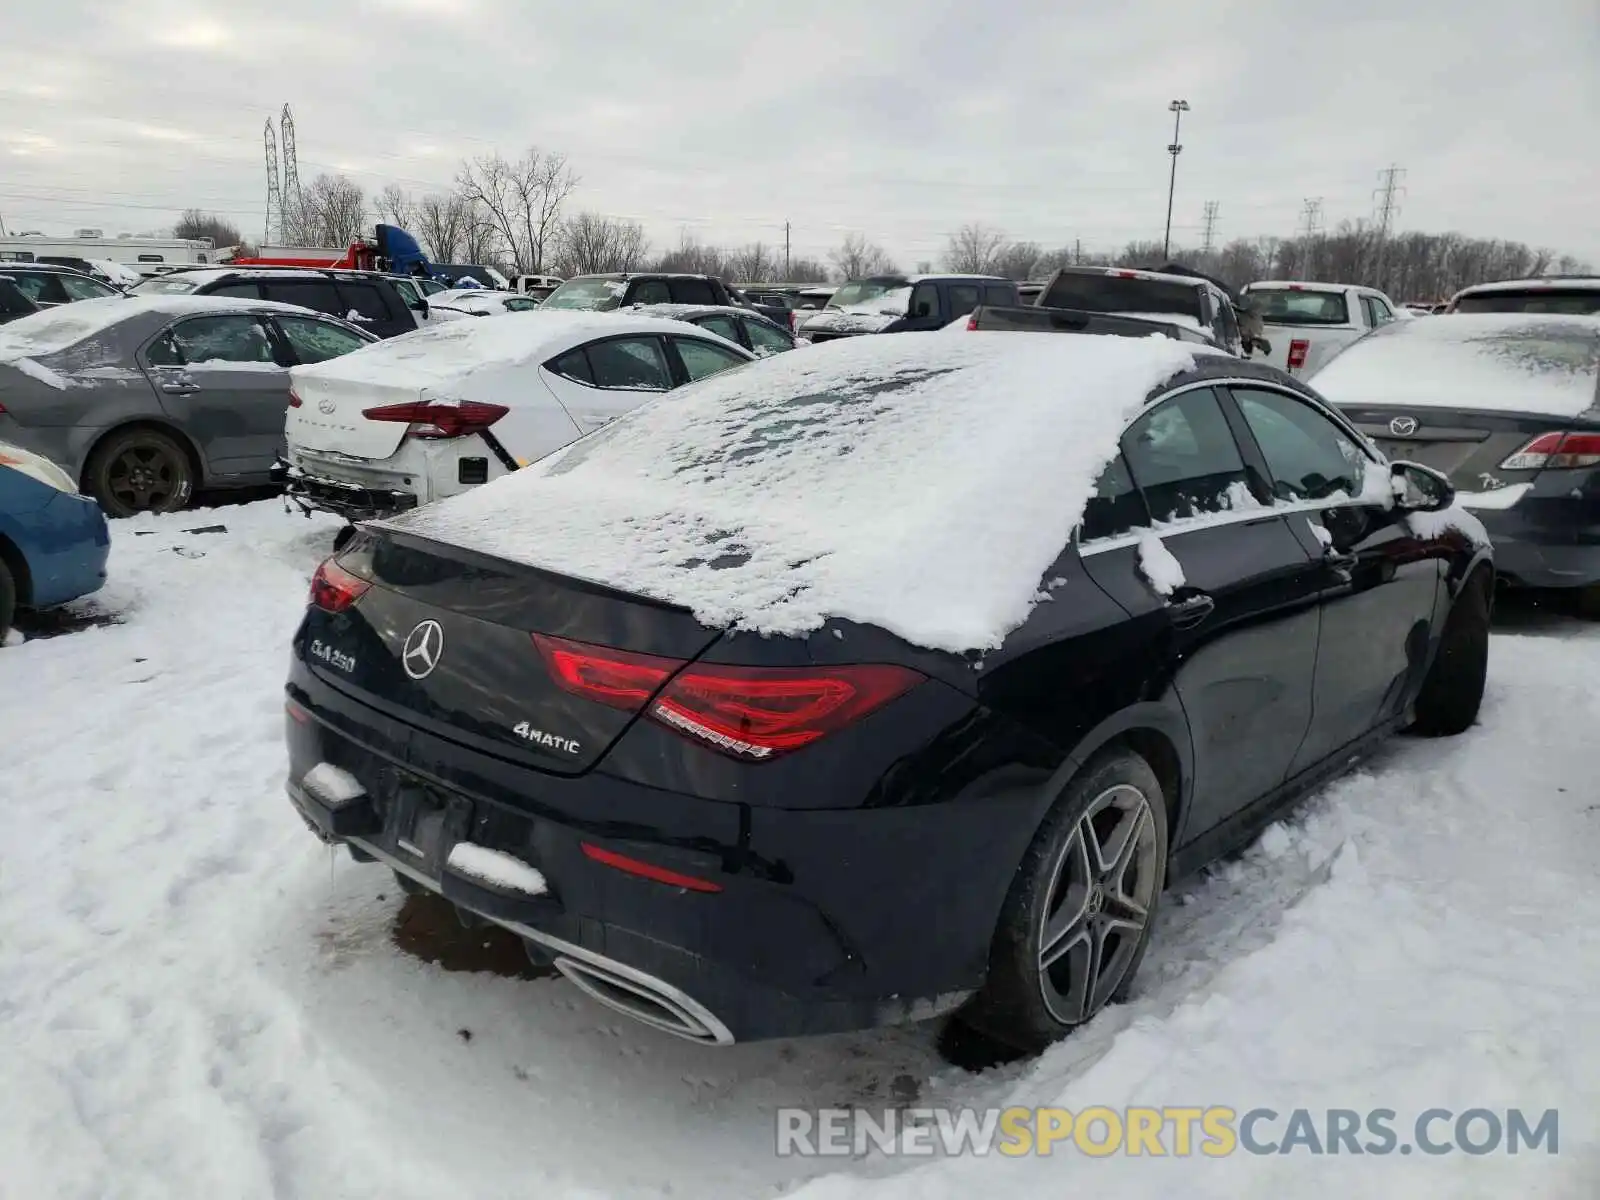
xmin=0 ymin=233 xmax=216 ymax=274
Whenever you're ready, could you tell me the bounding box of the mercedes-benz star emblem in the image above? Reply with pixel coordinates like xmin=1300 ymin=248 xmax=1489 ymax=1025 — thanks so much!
xmin=1389 ymin=415 xmax=1418 ymax=437
xmin=318 ymin=398 xmax=337 ymax=415
xmin=401 ymin=619 xmax=445 ymax=680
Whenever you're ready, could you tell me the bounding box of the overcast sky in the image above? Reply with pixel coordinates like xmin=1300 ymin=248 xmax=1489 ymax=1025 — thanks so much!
xmin=2 ymin=0 xmax=1596 ymax=268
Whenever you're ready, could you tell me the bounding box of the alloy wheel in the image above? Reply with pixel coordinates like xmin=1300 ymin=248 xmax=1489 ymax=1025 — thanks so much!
xmin=1037 ymin=783 xmax=1160 ymax=1025
xmin=107 ymin=442 xmax=182 ymax=512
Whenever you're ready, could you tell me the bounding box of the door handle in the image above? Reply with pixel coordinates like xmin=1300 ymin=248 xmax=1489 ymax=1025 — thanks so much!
xmin=1165 ymin=591 xmax=1215 ymax=629
xmin=160 ymin=379 xmax=199 ymax=394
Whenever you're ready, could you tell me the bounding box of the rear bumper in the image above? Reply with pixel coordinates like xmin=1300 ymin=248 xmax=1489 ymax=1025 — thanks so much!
xmin=282 ymin=660 xmax=994 ymax=1043
xmin=1474 ymin=483 xmax=1600 ymax=589
xmin=275 ymin=458 xmax=418 ymax=522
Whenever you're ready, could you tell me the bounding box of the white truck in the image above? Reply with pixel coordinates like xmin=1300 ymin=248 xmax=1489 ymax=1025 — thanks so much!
xmin=1240 ymin=281 xmax=1406 ymax=377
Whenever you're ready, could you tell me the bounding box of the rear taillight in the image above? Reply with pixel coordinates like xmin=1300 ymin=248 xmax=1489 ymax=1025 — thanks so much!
xmin=288 ymin=388 xmax=303 ymax=409
xmin=1500 ymin=431 xmax=1600 ymax=471
xmin=966 ymin=312 xmax=979 ymax=331
xmin=309 ymin=556 xmax=371 ymax=613
xmin=530 ymin=633 xmax=923 ymax=760
xmin=1286 ymin=339 xmax=1310 ymax=371
xmin=361 ymin=400 xmax=509 ymax=439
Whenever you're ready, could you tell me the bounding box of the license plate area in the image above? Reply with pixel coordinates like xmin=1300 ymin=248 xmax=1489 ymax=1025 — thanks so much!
xmin=385 ymin=777 xmax=474 ymax=878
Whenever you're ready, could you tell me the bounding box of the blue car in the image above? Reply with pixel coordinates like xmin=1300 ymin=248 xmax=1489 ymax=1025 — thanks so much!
xmin=0 ymin=442 xmax=110 ymax=642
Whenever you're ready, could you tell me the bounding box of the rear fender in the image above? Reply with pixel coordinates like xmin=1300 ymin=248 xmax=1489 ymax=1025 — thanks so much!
xmin=80 ymin=419 xmax=210 ymax=489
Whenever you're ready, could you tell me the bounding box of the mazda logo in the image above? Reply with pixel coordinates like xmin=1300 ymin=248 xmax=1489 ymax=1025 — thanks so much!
xmin=1389 ymin=416 xmax=1418 ymax=437
xmin=401 ymin=619 xmax=444 ymax=680
xmin=318 ymin=398 xmax=337 ymax=415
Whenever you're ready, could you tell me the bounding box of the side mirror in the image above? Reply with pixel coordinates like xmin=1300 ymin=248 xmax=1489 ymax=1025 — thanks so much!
xmin=1391 ymin=460 xmax=1453 ymax=513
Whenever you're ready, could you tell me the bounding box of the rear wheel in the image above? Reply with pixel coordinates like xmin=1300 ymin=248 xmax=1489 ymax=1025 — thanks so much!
xmin=0 ymin=558 xmax=15 ymax=645
xmin=1409 ymin=569 xmax=1491 ymax=736
xmin=85 ymin=427 xmax=194 ymax=517
xmin=959 ymin=748 xmax=1168 ymax=1055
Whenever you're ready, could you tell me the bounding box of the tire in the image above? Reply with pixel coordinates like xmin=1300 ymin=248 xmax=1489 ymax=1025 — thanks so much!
xmin=1409 ymin=569 xmax=1491 ymax=737
xmin=0 ymin=557 xmax=15 ymax=645
xmin=84 ymin=427 xmax=194 ymax=518
xmin=959 ymin=747 xmax=1169 ymax=1055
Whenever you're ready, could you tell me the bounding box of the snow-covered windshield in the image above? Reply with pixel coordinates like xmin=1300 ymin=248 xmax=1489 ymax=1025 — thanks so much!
xmin=385 ymin=331 xmax=1202 ymax=652
xmin=129 ymin=276 xmax=199 ymax=295
xmin=828 ymin=278 xmax=911 ymax=312
xmin=540 ymin=277 xmax=627 ymax=311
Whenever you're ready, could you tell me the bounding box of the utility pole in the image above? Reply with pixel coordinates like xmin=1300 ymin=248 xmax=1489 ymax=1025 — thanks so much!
xmin=784 ymin=220 xmax=791 ymax=279
xmin=1371 ymin=164 xmax=1406 ymax=284
xmin=1298 ymin=198 xmax=1323 ymax=277
xmin=1200 ymin=201 xmax=1220 ymax=254
xmin=1162 ymin=99 xmax=1190 ymax=259
xmin=1074 ymin=238 xmax=1082 ymax=265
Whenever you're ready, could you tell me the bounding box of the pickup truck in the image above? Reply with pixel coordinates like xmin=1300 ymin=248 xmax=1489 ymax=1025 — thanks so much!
xmin=1240 ymin=281 xmax=1406 ymax=377
xmin=795 ymin=274 xmax=1018 ymax=342
xmin=964 ymin=305 xmax=1217 ymax=345
xmin=539 ymin=272 xmax=793 ymax=329
xmin=1032 ymin=266 xmax=1248 ymax=356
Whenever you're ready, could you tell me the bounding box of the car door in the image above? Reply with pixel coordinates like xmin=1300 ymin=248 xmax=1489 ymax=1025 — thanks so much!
xmin=540 ymin=334 xmax=673 ymax=434
xmin=947 ymin=283 xmax=983 ymax=322
xmin=902 ymin=282 xmax=944 ymax=331
xmin=146 ymin=313 xmax=291 ymax=478
xmin=1077 ymin=385 xmax=1323 ymax=847
xmin=1227 ymin=384 xmax=1448 ymax=773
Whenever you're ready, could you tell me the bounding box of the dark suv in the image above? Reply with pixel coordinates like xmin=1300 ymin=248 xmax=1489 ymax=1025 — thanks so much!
xmin=130 ymin=268 xmax=421 ymax=339
xmin=797 ymin=274 xmax=1020 ymax=342
xmin=0 ymin=263 xmax=124 ymax=307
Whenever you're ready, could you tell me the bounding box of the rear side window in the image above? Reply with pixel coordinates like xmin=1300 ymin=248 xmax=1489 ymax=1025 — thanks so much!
xmin=1232 ymin=387 xmax=1369 ymax=502
xmin=949 ymin=284 xmax=982 ymax=319
xmin=695 ymin=314 xmax=742 ymax=343
xmin=909 ymin=283 xmax=940 ymax=319
xmin=207 ymin=282 xmax=263 ymax=300
xmin=10 ymin=272 xmax=67 ymax=304
xmin=59 ymin=274 xmax=119 ymax=300
xmin=984 ymin=284 xmax=1013 ymax=305
xmin=744 ymin=319 xmax=793 ymax=356
xmin=276 ymin=316 xmax=370 ymax=365
xmin=1363 ymin=295 xmax=1395 ymax=326
xmin=1121 ymin=387 xmax=1252 ymax=520
xmin=340 ymin=283 xmax=395 ymax=323
xmin=628 ymin=279 xmax=672 ymax=305
xmin=585 ymin=337 xmax=671 ymax=390
xmin=1249 ymin=289 xmax=1350 ymax=326
xmin=548 ymin=347 xmax=594 ymax=384
xmin=1213 ymin=296 xmax=1239 ymax=347
xmin=261 ymin=280 xmax=344 ymax=317
xmin=1080 ymin=453 xmax=1151 ymax=541
xmin=669 ymin=278 xmax=716 ymax=305
xmin=672 ymin=337 xmax=748 ymax=382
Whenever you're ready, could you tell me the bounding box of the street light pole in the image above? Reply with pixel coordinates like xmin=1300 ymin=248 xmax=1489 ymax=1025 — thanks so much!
xmin=1163 ymin=99 xmax=1190 ymax=259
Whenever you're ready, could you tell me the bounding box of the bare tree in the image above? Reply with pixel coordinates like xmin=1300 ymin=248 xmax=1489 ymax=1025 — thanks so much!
xmin=455 ymin=148 xmax=579 ymax=273
xmin=829 ymin=232 xmax=896 ymax=279
xmin=172 ymin=209 xmax=242 ymax=249
xmin=373 ymin=183 xmax=414 ymax=231
xmin=992 ymin=241 xmax=1042 ymax=280
xmin=654 ymin=232 xmax=734 ymax=277
xmin=943 ymin=223 xmax=1008 ymax=274
xmin=413 ymin=192 xmax=469 ymax=262
xmin=460 ymin=199 xmax=506 ymax=270
xmin=779 ymin=256 xmax=830 ymax=283
xmin=282 ymin=174 xmax=367 ymax=246
xmin=729 ymin=242 xmax=777 ymax=284
xmin=554 ymin=211 xmax=650 ymax=275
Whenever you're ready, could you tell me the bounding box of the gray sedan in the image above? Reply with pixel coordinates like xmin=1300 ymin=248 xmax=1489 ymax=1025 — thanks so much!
xmin=0 ymin=295 xmax=376 ymax=516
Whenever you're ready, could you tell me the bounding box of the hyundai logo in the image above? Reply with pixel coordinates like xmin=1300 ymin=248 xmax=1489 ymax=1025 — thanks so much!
xmin=401 ymin=619 xmax=444 ymax=680
xmin=318 ymin=398 xmax=337 ymax=415
xmin=1389 ymin=416 xmax=1418 ymax=437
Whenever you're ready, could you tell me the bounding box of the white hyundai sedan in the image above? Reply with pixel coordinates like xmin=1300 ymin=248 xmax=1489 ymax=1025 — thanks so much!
xmin=280 ymin=311 xmax=756 ymax=524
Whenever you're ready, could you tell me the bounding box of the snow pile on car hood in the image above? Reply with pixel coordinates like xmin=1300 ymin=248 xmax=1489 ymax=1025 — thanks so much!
xmin=1310 ymin=313 xmax=1600 ymax=416
xmin=382 ymin=332 xmax=1202 ymax=652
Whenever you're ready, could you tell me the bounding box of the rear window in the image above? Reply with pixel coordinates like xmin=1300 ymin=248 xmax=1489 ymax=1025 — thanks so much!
xmin=262 ymin=280 xmax=344 ymax=316
xmin=130 ymin=276 xmax=199 ymax=295
xmin=669 ymin=278 xmax=716 ymax=305
xmin=1248 ymin=289 xmax=1351 ymax=326
xmin=1453 ymin=288 xmax=1600 ymax=316
xmin=340 ymin=282 xmax=395 ymax=322
xmin=1041 ymin=273 xmax=1203 ymax=321
xmin=541 ymin=277 xmax=628 ymax=311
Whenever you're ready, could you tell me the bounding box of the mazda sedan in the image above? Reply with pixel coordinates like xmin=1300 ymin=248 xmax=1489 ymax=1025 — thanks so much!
xmin=283 ymin=332 xmax=1491 ymax=1052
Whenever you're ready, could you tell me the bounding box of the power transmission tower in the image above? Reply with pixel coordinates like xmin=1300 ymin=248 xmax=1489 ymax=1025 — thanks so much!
xmin=1371 ymin=164 xmax=1406 ymax=283
xmin=1298 ymin=197 xmax=1323 ymax=277
xmin=1200 ymin=201 xmax=1220 ymax=254
xmin=280 ymin=104 xmax=302 ymax=220
xmin=263 ymin=118 xmax=282 ymax=244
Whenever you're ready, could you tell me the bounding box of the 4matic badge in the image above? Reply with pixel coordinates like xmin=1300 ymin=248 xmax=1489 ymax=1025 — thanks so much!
xmin=512 ymin=722 xmax=581 ymax=755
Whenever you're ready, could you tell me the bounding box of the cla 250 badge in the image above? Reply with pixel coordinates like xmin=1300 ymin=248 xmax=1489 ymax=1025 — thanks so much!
xmin=310 ymin=639 xmax=356 ymax=673
xmin=512 ymin=722 xmax=581 ymax=754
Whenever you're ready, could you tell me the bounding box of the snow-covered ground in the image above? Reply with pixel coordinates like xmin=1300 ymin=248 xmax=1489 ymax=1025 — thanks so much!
xmin=2 ymin=501 xmax=1597 ymax=1198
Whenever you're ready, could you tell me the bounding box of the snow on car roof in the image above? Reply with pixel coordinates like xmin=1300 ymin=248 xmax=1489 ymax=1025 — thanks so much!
xmin=1310 ymin=314 xmax=1600 ymax=416
xmin=0 ymin=294 xmax=307 ymax=361
xmin=291 ymin=310 xmax=718 ymax=391
xmin=1245 ymin=280 xmax=1354 ymax=294
xmin=1452 ymin=277 xmax=1600 ymax=297
xmin=382 ymin=331 xmax=1203 ymax=653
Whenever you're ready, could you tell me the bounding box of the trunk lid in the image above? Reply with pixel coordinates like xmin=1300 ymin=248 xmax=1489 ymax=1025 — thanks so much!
xmin=306 ymin=530 xmax=721 ymax=775
xmin=287 ymin=373 xmax=418 ymax=460
xmin=1339 ymin=404 xmax=1589 ymax=495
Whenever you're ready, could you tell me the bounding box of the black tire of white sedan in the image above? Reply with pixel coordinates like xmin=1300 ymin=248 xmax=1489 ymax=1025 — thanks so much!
xmin=962 ymin=748 xmax=1169 ymax=1054
xmin=0 ymin=557 xmax=15 ymax=645
xmin=1408 ymin=569 xmax=1491 ymax=737
xmin=85 ymin=427 xmax=194 ymax=518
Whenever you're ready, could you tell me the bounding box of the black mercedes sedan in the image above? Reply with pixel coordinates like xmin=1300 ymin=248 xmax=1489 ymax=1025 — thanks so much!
xmin=282 ymin=332 xmax=1492 ymax=1053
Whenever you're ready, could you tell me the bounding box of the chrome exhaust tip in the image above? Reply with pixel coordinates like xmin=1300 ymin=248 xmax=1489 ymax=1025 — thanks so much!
xmin=553 ymin=956 xmax=732 ymax=1045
